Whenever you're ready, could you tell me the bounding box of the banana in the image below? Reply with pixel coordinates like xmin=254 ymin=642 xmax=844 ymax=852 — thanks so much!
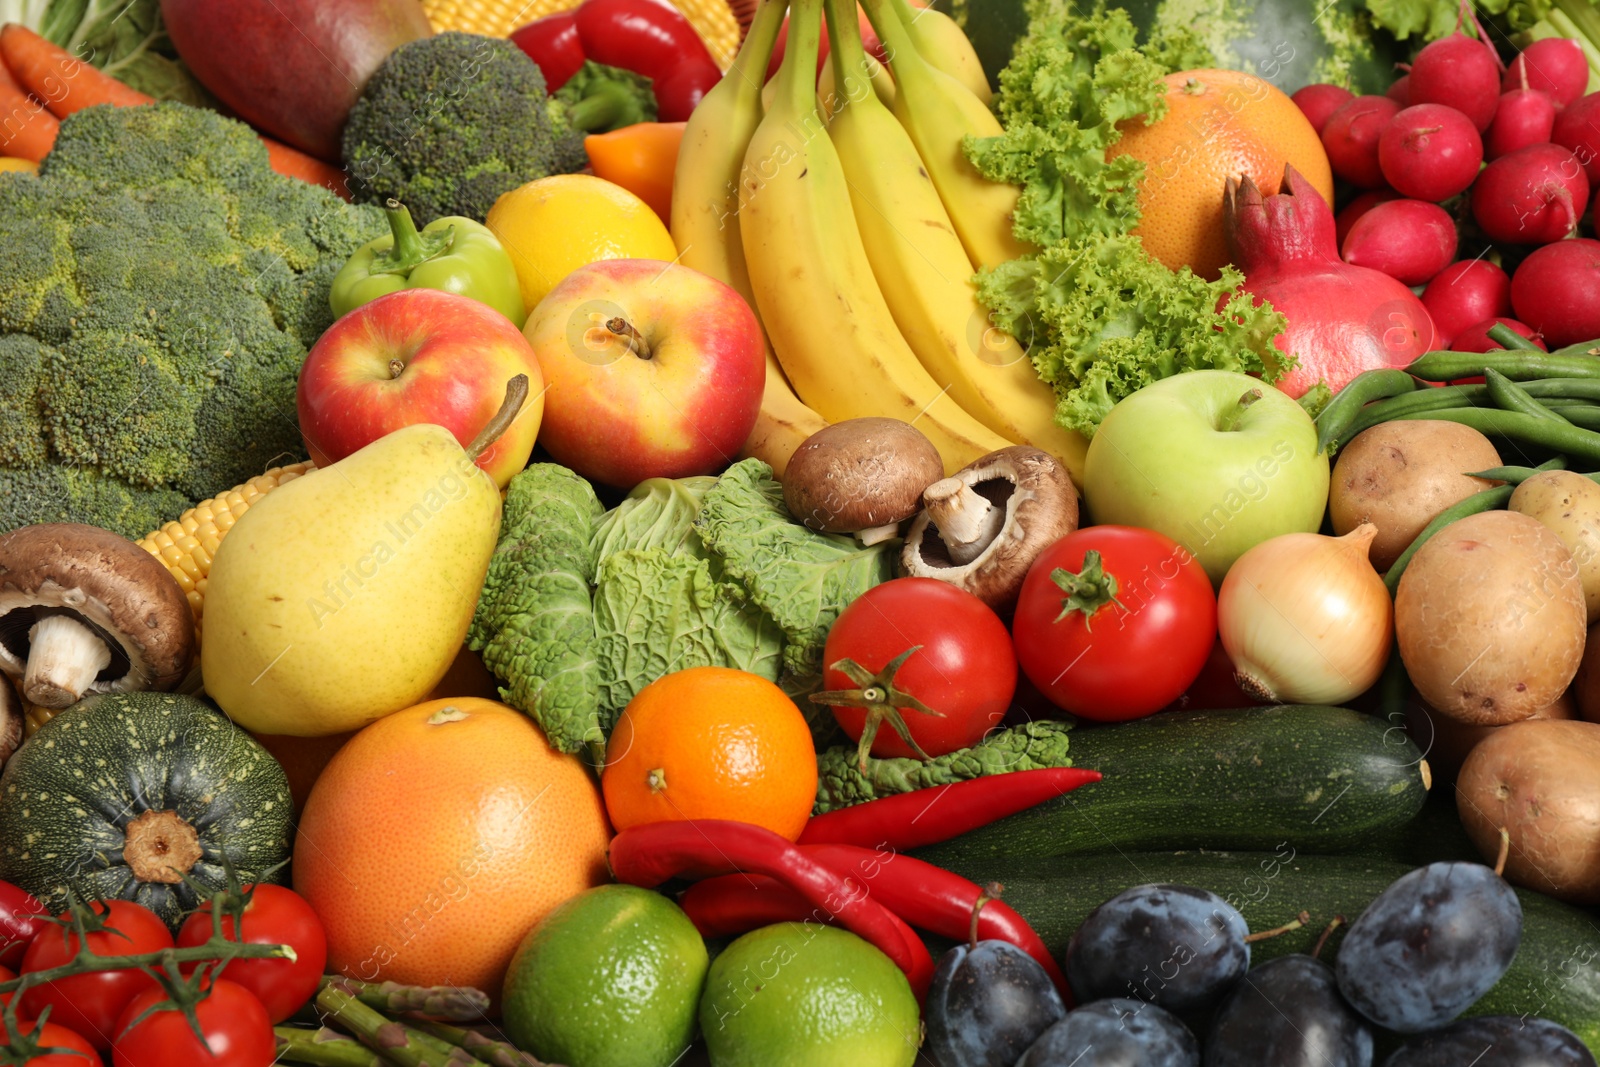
xmin=741 ymin=0 xmax=1011 ymax=476
xmin=862 ymin=0 xmax=1032 ymax=272
xmin=891 ymin=0 xmax=992 ymax=104
xmin=823 ymin=0 xmax=1087 ymax=483
xmin=818 ymin=49 xmax=896 ymax=116
xmin=671 ymin=0 xmax=826 ymax=478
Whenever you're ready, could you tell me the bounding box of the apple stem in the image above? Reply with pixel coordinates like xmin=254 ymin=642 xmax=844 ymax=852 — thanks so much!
xmin=1217 ymin=388 xmax=1263 ymax=432
xmin=466 ymin=374 xmax=531 ymax=462
xmin=388 ymin=358 xmax=405 ymax=380
xmin=606 ymin=317 xmax=653 ymax=360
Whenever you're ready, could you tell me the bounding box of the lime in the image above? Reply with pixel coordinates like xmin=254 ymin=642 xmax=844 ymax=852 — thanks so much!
xmin=699 ymin=923 xmax=922 ymax=1067
xmin=501 ymin=884 xmax=709 ymax=1067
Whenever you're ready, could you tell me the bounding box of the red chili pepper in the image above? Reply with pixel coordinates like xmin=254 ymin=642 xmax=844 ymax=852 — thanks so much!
xmin=681 ymin=873 xmax=813 ymax=938
xmin=609 ymin=819 xmax=934 ymax=999
xmin=572 ymin=0 xmax=723 ymax=121
xmin=799 ymin=767 xmax=1103 ymax=851
xmin=510 ymin=11 xmax=588 ymax=92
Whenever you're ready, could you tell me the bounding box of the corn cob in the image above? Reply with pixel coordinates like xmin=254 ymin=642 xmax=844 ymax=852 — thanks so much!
xmin=137 ymin=461 xmax=317 ymax=648
xmin=24 ymin=700 xmax=56 ymax=738
xmin=420 ymin=0 xmax=744 ymax=69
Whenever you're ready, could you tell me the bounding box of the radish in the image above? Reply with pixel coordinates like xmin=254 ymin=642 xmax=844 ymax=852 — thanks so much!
xmin=1335 ymin=188 xmax=1401 ymax=248
xmin=1504 ymin=38 xmax=1589 ymax=107
xmin=1421 ymin=260 xmax=1512 ymax=347
xmin=1387 ymin=74 xmax=1411 ymax=107
xmin=1340 ymin=199 xmax=1459 ymax=286
xmin=1408 ymin=33 xmax=1503 ymax=132
xmin=1485 ymin=86 xmax=1556 ymax=160
xmin=1510 ymin=238 xmax=1600 ymax=348
xmin=1223 ymin=164 xmax=1438 ymax=398
xmin=1552 ymin=92 xmax=1600 ymax=185
xmin=1470 ymin=142 xmax=1590 ymax=245
xmin=1453 ymin=317 xmax=1547 ymax=353
xmin=1292 ymin=83 xmax=1355 ymax=135
xmin=1323 ymin=95 xmax=1403 ymax=189
xmin=1378 ymin=104 xmax=1483 ymax=201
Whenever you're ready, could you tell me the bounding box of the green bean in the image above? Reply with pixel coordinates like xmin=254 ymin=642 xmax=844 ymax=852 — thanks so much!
xmin=1384 ymin=485 xmax=1517 ymax=593
xmin=1464 ymin=458 xmax=1568 ymax=484
xmin=1407 ymin=349 xmax=1600 ymax=382
xmin=1487 ymin=321 xmax=1543 ymax=352
xmin=1550 ymin=337 xmax=1600 ymax=360
xmin=1384 ymin=407 xmax=1600 ymax=468
xmin=1542 ymin=404 xmax=1600 ymax=432
xmin=1485 ymin=368 xmax=1569 ymax=423
xmin=1333 ymin=386 xmax=1493 ymax=447
xmin=1313 ymin=369 xmax=1418 ymax=454
xmin=1521 ymin=379 xmax=1600 ymax=401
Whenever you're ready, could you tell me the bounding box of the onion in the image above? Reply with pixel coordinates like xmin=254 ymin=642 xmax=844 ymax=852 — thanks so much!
xmin=1218 ymin=524 xmax=1393 ymax=705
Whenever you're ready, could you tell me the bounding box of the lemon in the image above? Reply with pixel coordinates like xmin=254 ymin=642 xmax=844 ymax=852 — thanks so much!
xmin=486 ymin=174 xmax=677 ymax=312
xmin=501 ymin=884 xmax=709 ymax=1067
xmin=699 ymin=923 xmax=922 ymax=1067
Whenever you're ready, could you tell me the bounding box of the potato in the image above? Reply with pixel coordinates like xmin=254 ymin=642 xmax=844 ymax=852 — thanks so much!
xmin=1330 ymin=421 xmax=1502 ymax=571
xmin=1405 ymin=690 xmax=1576 ymax=781
xmin=1574 ymin=623 xmax=1600 ymax=723
xmin=1457 ymin=718 xmax=1600 ymax=904
xmin=1395 ymin=510 xmax=1586 ymax=725
xmin=1510 ymin=470 xmax=1600 ymax=624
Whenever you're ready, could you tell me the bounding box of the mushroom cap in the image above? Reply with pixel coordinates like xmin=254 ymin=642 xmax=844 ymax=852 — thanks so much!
xmin=781 ymin=418 xmax=945 ymax=533
xmin=0 ymin=523 xmax=196 ymax=696
xmin=901 ymin=445 xmax=1080 ymax=614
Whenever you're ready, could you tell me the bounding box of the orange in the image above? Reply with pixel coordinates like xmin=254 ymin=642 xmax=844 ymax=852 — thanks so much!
xmin=1107 ymin=68 xmax=1334 ymax=280
xmin=293 ymin=698 xmax=611 ymax=1000
xmin=602 ymin=667 xmax=818 ymax=841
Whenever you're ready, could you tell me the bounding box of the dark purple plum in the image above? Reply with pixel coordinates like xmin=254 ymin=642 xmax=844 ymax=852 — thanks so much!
xmin=925 ymin=940 xmax=1065 ymax=1067
xmin=1205 ymin=954 xmax=1373 ymax=1067
xmin=1382 ymin=1015 xmax=1595 ymax=1066
xmin=1017 ymin=998 xmax=1199 ymax=1067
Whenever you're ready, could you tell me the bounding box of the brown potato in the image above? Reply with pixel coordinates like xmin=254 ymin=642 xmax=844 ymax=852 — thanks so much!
xmin=1405 ymin=690 xmax=1577 ymax=781
xmin=1574 ymin=623 xmax=1600 ymax=723
xmin=1330 ymin=421 xmax=1502 ymax=571
xmin=1457 ymin=718 xmax=1600 ymax=904
xmin=1395 ymin=510 xmax=1586 ymax=725
xmin=1510 ymin=470 xmax=1600 ymax=624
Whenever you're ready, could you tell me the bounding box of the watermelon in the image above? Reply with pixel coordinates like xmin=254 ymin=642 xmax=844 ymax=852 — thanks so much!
xmin=946 ymin=0 xmax=1407 ymax=96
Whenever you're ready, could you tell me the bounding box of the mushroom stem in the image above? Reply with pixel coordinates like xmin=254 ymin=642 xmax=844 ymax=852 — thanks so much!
xmin=856 ymin=523 xmax=901 ymax=546
xmin=922 ymin=478 xmax=1005 ymax=566
xmin=23 ymin=614 xmax=111 ymax=708
xmin=0 ymin=677 xmax=20 ymax=764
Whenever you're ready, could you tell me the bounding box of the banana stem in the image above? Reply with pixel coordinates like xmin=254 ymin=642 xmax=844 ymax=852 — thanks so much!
xmin=858 ymin=0 xmax=932 ymax=93
xmin=823 ymin=0 xmax=870 ymax=98
xmin=774 ymin=0 xmax=825 ymax=121
xmin=730 ymin=0 xmax=788 ymax=89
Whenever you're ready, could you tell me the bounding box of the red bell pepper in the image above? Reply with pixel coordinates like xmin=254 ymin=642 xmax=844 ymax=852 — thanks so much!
xmin=799 ymin=767 xmax=1103 ymax=851
xmin=512 ymin=0 xmax=722 ymax=122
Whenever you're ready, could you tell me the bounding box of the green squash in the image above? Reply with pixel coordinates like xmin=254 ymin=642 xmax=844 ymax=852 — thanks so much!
xmin=944 ymin=0 xmax=1408 ymax=96
xmin=0 ymin=692 xmax=292 ymax=928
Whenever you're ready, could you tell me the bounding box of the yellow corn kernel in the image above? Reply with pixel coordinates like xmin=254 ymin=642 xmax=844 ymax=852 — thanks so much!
xmin=421 ymin=0 xmax=742 ymax=70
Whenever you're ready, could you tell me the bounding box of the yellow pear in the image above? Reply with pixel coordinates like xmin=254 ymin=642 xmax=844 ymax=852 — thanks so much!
xmin=202 ymin=378 xmax=530 ymax=736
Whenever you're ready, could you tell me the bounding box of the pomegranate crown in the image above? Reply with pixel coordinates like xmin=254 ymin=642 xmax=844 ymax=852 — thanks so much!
xmin=1223 ymin=164 xmax=1339 ymax=270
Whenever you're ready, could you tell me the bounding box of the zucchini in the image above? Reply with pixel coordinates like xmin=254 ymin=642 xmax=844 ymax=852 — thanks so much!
xmin=912 ymin=705 xmax=1430 ymax=869
xmin=943 ymin=849 xmax=1600 ymax=1056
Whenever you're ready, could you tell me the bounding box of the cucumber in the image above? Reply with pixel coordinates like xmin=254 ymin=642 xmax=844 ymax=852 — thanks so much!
xmin=943 ymin=849 xmax=1600 ymax=1056
xmin=912 ymin=705 xmax=1430 ymax=869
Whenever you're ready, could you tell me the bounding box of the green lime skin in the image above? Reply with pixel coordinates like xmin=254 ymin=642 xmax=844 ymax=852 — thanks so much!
xmin=698 ymin=923 xmax=922 ymax=1067
xmin=502 ymin=884 xmax=710 ymax=1067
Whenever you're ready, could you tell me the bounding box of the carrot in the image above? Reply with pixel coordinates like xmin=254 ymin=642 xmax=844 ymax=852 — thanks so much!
xmin=0 ymin=23 xmax=153 ymax=117
xmin=0 ymin=54 xmax=57 ymax=162
xmin=264 ymin=138 xmax=351 ymax=200
xmin=584 ymin=121 xmax=687 ymax=225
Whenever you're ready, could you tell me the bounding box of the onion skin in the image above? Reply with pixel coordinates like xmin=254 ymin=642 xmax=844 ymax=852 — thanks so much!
xmin=1218 ymin=524 xmax=1393 ymax=705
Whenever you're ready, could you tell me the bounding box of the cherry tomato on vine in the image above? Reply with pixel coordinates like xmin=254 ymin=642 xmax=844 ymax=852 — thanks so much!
xmin=0 ymin=883 xmax=47 ymax=969
xmin=816 ymin=577 xmax=1017 ymax=767
xmin=21 ymin=900 xmax=172 ymax=1049
xmin=176 ymin=885 xmax=326 ymax=1023
xmin=112 ymin=977 xmax=272 ymax=1067
xmin=0 ymin=1016 xmax=102 ymax=1067
xmin=1013 ymin=526 xmax=1216 ymax=722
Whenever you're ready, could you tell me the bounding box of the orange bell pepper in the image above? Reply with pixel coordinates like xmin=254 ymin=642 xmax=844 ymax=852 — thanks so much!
xmin=584 ymin=121 xmax=687 ymax=226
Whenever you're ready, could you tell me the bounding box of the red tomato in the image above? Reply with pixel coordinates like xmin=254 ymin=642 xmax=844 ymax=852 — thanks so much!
xmin=1013 ymin=526 xmax=1217 ymax=722
xmin=1169 ymin=638 xmax=1267 ymax=712
xmin=820 ymin=577 xmax=1017 ymax=761
xmin=21 ymin=901 xmax=173 ymax=1049
xmin=0 ymin=1017 xmax=102 ymax=1066
xmin=175 ymin=886 xmax=326 ymax=1024
xmin=111 ymin=978 xmax=272 ymax=1067
xmin=0 ymin=884 xmax=47 ymax=971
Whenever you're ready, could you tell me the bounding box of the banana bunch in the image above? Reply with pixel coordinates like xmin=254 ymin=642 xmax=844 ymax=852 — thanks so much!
xmin=672 ymin=0 xmax=1088 ymax=482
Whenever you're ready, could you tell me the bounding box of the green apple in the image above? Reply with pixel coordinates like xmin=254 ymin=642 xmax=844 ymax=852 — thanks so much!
xmin=1083 ymin=371 xmax=1330 ymax=584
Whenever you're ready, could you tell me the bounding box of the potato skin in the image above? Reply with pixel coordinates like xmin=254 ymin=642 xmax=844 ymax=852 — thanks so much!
xmin=1405 ymin=690 xmax=1577 ymax=781
xmin=1330 ymin=421 xmax=1502 ymax=571
xmin=1510 ymin=470 xmax=1600 ymax=625
xmin=1457 ymin=718 xmax=1600 ymax=904
xmin=1395 ymin=510 xmax=1586 ymax=725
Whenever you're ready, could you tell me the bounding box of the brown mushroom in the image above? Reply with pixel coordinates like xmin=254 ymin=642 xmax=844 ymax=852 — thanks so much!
xmin=901 ymin=446 xmax=1079 ymax=613
xmin=781 ymin=418 xmax=944 ymax=544
xmin=0 ymin=524 xmax=195 ymax=709
xmin=0 ymin=675 xmax=20 ymax=765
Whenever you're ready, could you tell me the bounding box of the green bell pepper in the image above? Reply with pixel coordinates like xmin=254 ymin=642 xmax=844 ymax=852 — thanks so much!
xmin=330 ymin=200 xmax=528 ymax=327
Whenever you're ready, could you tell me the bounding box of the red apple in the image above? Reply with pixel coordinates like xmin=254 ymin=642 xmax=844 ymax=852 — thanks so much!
xmin=523 ymin=259 xmax=764 ymax=489
xmin=297 ymin=289 xmax=545 ymax=488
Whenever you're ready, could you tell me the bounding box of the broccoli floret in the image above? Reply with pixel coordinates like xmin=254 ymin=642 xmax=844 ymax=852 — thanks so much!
xmin=0 ymin=102 xmax=387 ymax=536
xmin=548 ymin=61 xmax=658 ymax=174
